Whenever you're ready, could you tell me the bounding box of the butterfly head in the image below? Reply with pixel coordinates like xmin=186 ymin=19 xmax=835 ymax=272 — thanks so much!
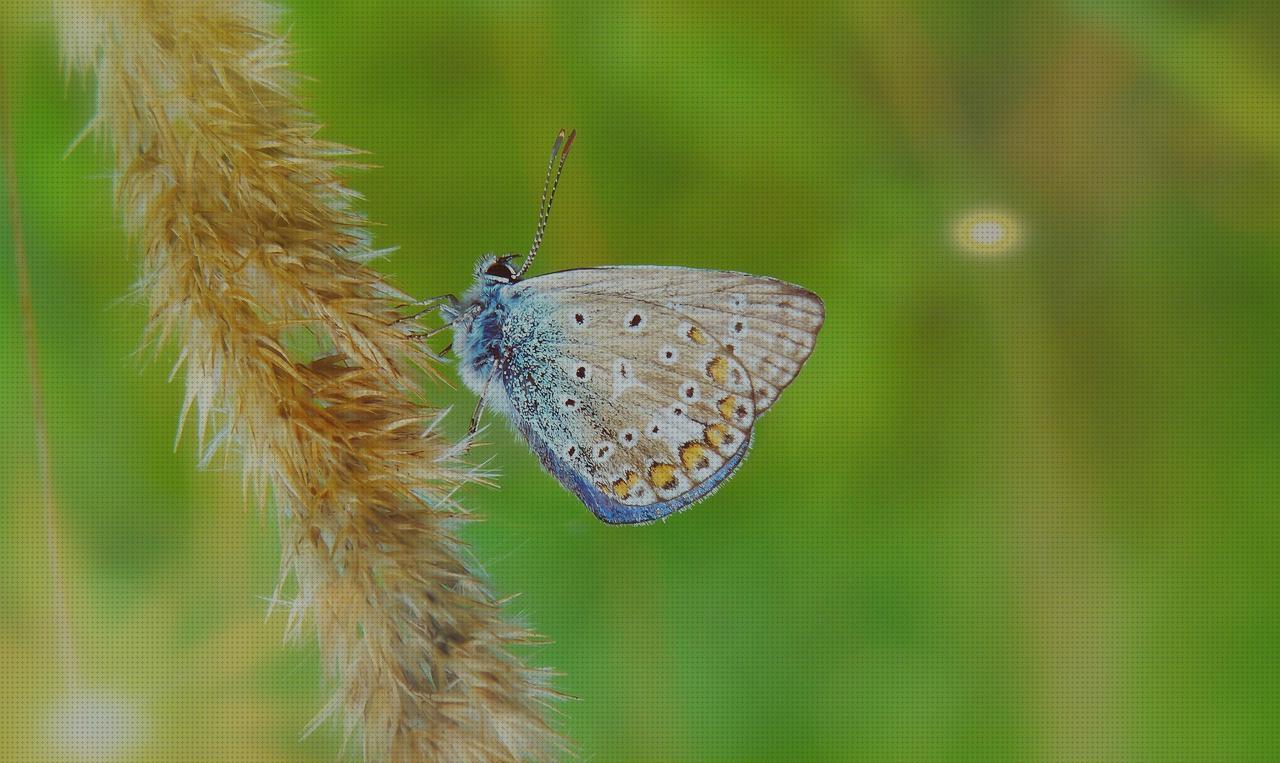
xmin=447 ymin=255 xmax=516 ymax=333
xmin=476 ymin=253 xmax=520 ymax=284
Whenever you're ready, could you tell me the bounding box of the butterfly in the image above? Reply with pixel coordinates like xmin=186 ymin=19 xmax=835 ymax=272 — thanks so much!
xmin=427 ymin=131 xmax=824 ymax=524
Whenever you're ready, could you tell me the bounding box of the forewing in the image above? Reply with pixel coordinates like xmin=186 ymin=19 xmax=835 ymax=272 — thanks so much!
xmin=518 ymin=266 xmax=824 ymax=412
xmin=499 ymin=279 xmax=761 ymax=523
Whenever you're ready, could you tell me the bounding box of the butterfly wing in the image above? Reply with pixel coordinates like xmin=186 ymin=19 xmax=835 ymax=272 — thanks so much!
xmin=521 ymin=267 xmax=825 ymax=412
xmin=495 ymin=266 xmax=823 ymax=524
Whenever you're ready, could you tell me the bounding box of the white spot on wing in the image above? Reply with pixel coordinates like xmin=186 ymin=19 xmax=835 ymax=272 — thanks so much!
xmin=612 ymin=358 xmax=643 ymax=399
xmin=622 ymin=480 xmax=653 ymax=505
xmin=591 ymin=442 xmax=614 ymax=464
xmin=689 ymin=448 xmax=725 ymax=481
xmin=564 ymin=358 xmax=593 ymax=382
xmin=648 ymin=409 xmax=703 ymax=448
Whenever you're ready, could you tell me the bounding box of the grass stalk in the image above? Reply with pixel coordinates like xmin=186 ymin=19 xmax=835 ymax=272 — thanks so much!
xmin=54 ymin=1 xmax=564 ymax=758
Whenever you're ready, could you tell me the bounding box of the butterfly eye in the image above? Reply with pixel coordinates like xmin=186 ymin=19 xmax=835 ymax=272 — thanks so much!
xmin=484 ymin=260 xmax=515 ymax=279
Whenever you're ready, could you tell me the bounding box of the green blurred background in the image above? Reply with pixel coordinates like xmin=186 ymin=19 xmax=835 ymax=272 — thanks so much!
xmin=3 ymin=1 xmax=1280 ymax=760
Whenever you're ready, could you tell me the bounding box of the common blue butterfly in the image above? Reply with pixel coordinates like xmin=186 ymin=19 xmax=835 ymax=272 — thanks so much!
xmin=433 ymin=131 xmax=824 ymax=524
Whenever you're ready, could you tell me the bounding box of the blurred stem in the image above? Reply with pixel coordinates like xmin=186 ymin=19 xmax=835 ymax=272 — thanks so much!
xmin=1067 ymin=0 xmax=1280 ymax=155
xmin=0 ymin=23 xmax=78 ymax=690
xmin=983 ymin=263 xmax=1128 ymax=761
xmin=51 ymin=2 xmax=562 ymax=757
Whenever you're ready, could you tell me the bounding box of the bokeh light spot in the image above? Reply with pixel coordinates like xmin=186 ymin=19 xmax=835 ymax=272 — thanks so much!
xmin=951 ymin=209 xmax=1023 ymax=256
xmin=45 ymin=689 xmax=147 ymax=762
xmin=970 ymin=220 xmax=1005 ymax=244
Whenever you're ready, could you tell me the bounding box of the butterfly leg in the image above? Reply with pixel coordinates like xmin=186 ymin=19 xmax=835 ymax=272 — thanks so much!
xmin=468 ymin=389 xmax=488 ymax=435
xmin=468 ymin=348 xmax=509 ymax=434
xmin=394 ymin=294 xmax=459 ymax=325
xmin=404 ymin=301 xmax=478 ymax=347
xmin=407 ymin=322 xmax=455 ymax=340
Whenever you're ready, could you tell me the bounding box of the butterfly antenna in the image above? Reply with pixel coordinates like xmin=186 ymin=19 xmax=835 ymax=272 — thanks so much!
xmin=516 ymin=128 xmax=575 ymax=279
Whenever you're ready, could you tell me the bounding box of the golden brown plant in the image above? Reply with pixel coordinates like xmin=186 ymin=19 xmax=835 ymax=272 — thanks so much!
xmin=54 ymin=1 xmax=562 ymax=759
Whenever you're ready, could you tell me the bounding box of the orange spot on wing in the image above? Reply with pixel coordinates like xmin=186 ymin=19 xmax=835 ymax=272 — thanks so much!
xmin=687 ymin=325 xmax=708 ymax=344
xmin=612 ymin=471 xmax=639 ymax=499
xmin=717 ymin=395 xmax=738 ymax=420
xmin=704 ymin=422 xmax=729 ymax=448
xmin=680 ymin=441 xmax=710 ymax=471
xmin=705 ymin=355 xmax=729 ymax=384
xmin=649 ymin=463 xmax=679 ymax=491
